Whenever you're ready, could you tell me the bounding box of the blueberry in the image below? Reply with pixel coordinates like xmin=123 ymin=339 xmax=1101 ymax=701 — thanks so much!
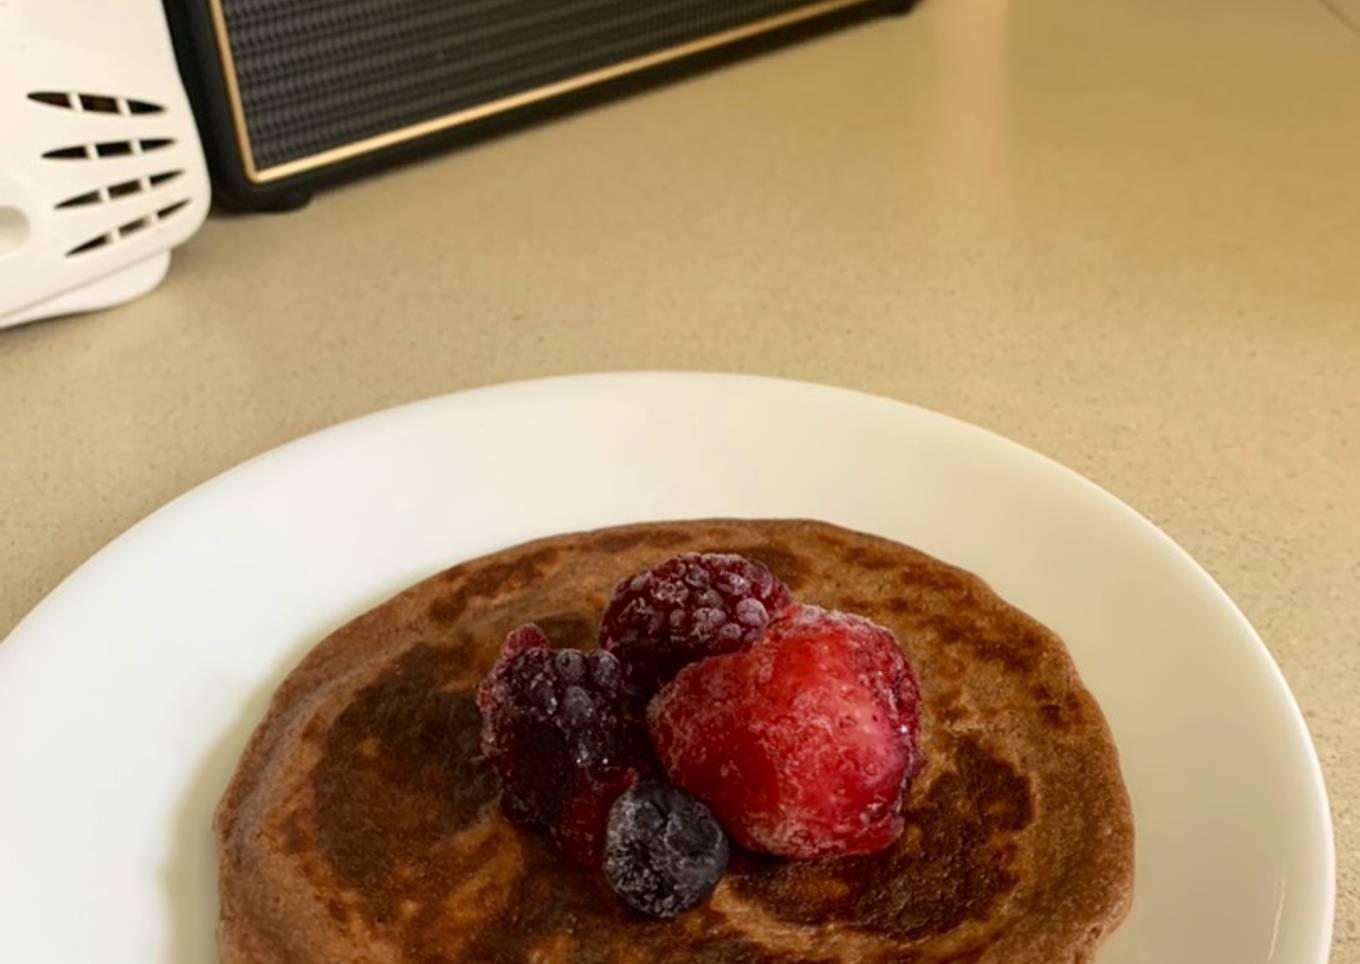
xmin=603 ymin=781 xmax=729 ymax=919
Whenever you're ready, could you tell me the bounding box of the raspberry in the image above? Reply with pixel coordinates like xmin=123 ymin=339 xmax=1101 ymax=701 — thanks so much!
xmin=603 ymin=781 xmax=730 ymax=919
xmin=601 ymin=553 xmax=793 ymax=693
xmin=476 ymin=624 xmax=644 ymax=865
xmin=647 ymin=604 xmax=922 ymax=859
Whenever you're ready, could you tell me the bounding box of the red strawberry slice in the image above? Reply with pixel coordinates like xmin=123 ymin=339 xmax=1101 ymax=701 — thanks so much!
xmin=647 ymin=604 xmax=922 ymax=859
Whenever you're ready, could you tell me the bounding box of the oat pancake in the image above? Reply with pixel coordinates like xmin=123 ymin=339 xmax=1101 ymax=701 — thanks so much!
xmin=215 ymin=519 xmax=1133 ymax=963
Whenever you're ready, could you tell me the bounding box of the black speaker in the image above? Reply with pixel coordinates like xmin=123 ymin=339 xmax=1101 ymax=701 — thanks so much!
xmin=165 ymin=0 xmax=911 ymax=211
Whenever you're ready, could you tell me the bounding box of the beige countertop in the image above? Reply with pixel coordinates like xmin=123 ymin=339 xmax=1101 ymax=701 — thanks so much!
xmin=2 ymin=0 xmax=1357 ymax=956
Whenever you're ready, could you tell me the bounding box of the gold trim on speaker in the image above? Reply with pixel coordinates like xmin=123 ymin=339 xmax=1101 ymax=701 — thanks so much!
xmin=205 ymin=0 xmax=878 ymax=183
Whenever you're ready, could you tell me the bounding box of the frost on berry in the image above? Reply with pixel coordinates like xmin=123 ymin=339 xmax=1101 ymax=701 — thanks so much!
xmin=647 ymin=604 xmax=922 ymax=859
xmin=603 ymin=781 xmax=729 ymax=918
xmin=601 ymin=553 xmax=793 ymax=694
xmin=476 ymin=623 xmax=646 ymax=864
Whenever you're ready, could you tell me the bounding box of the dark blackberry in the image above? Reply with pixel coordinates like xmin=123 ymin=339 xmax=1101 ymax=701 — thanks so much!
xmin=603 ymin=781 xmax=730 ymax=919
xmin=475 ymin=623 xmax=644 ymax=865
xmin=600 ymin=553 xmax=793 ymax=694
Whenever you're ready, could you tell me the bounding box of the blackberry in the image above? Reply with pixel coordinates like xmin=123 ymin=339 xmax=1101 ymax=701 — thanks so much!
xmin=600 ymin=553 xmax=792 ymax=694
xmin=603 ymin=781 xmax=730 ymax=919
xmin=475 ymin=624 xmax=643 ymax=865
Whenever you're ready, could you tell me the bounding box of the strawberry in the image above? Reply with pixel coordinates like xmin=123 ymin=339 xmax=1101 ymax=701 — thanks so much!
xmin=647 ymin=605 xmax=921 ymax=859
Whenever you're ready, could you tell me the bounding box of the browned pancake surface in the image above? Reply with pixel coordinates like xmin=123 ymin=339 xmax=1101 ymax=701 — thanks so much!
xmin=215 ymin=519 xmax=1133 ymax=963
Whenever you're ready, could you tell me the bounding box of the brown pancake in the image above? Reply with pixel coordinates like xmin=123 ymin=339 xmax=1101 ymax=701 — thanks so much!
xmin=215 ymin=519 xmax=1133 ymax=963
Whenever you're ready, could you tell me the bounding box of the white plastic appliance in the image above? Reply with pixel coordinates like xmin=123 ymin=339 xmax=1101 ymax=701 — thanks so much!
xmin=0 ymin=0 xmax=211 ymax=329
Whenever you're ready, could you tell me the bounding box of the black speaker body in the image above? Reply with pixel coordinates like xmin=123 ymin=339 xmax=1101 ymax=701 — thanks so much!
xmin=165 ymin=0 xmax=911 ymax=210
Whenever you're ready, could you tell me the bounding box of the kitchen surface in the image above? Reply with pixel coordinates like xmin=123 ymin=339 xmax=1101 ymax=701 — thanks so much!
xmin=1 ymin=0 xmax=1356 ymax=957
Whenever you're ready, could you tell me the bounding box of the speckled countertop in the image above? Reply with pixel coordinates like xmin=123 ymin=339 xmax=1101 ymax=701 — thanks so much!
xmin=1 ymin=0 xmax=1356 ymax=956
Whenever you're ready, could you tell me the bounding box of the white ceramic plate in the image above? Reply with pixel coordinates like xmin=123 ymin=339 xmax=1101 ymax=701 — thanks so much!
xmin=0 ymin=373 xmax=1333 ymax=963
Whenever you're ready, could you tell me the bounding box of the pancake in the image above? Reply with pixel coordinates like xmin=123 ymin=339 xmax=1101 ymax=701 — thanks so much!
xmin=215 ymin=519 xmax=1134 ymax=963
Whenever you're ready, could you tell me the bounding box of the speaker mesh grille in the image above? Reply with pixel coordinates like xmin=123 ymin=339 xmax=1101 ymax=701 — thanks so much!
xmin=217 ymin=0 xmax=827 ymax=170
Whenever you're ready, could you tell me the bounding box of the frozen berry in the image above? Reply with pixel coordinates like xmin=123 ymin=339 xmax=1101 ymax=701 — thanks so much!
xmin=601 ymin=553 xmax=794 ymax=693
xmin=603 ymin=781 xmax=730 ymax=919
xmin=648 ymin=604 xmax=922 ymax=859
xmin=476 ymin=623 xmax=645 ymax=864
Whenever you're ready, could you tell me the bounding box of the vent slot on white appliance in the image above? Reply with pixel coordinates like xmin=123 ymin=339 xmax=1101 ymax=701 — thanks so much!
xmin=26 ymin=91 xmax=165 ymax=115
xmin=56 ymin=190 xmax=101 ymax=209
xmin=55 ymin=171 xmax=185 ymax=210
xmin=64 ymin=198 xmax=192 ymax=258
xmin=43 ymin=138 xmax=177 ymax=160
xmin=44 ymin=145 xmax=90 ymax=160
xmin=67 ymin=234 xmax=112 ymax=256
